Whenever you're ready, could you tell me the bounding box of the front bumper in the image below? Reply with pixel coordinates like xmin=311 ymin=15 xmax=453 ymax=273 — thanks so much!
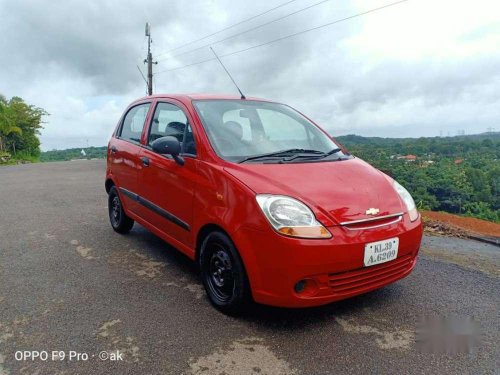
xmin=233 ymin=214 xmax=423 ymax=308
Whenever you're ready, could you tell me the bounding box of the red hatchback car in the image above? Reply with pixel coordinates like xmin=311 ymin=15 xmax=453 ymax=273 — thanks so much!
xmin=106 ymin=94 xmax=423 ymax=314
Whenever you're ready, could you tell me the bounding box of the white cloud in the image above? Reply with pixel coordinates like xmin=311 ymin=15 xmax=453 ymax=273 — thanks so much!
xmin=1 ymin=0 xmax=499 ymax=150
xmin=345 ymin=0 xmax=500 ymax=61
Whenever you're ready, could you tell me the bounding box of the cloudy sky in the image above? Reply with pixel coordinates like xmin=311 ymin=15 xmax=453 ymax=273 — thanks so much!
xmin=0 ymin=0 xmax=499 ymax=150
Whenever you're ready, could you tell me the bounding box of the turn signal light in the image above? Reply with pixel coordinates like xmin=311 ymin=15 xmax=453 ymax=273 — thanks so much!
xmin=278 ymin=226 xmax=332 ymax=239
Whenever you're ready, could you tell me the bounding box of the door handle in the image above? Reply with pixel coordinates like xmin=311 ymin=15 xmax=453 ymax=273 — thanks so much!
xmin=111 ymin=145 xmax=117 ymax=153
xmin=141 ymin=156 xmax=150 ymax=167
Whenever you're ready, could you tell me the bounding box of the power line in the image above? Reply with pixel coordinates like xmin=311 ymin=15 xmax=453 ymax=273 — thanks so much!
xmin=155 ymin=0 xmax=301 ymax=58
xmin=157 ymin=0 xmax=334 ymax=63
xmin=136 ymin=65 xmax=148 ymax=85
xmin=136 ymin=65 xmax=149 ymax=95
xmin=155 ymin=0 xmax=410 ymax=75
xmin=136 ymin=35 xmax=148 ymax=65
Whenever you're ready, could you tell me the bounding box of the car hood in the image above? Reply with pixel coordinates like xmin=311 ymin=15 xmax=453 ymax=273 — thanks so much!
xmin=224 ymin=158 xmax=405 ymax=225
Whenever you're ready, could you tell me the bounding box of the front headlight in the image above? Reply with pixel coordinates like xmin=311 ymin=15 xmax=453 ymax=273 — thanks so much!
xmin=255 ymin=194 xmax=331 ymax=238
xmin=393 ymin=180 xmax=418 ymax=221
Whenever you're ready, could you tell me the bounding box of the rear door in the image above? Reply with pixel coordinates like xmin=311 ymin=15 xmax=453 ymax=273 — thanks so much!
xmin=137 ymin=100 xmax=198 ymax=247
xmin=109 ymin=102 xmax=151 ymax=214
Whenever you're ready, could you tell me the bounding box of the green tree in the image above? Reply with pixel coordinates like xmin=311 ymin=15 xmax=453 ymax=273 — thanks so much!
xmin=0 ymin=94 xmax=47 ymax=161
xmin=0 ymin=96 xmax=22 ymax=153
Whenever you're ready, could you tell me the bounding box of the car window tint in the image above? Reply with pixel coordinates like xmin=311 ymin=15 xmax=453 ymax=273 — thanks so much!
xmin=149 ymin=102 xmax=196 ymax=155
xmin=120 ymin=103 xmax=150 ymax=143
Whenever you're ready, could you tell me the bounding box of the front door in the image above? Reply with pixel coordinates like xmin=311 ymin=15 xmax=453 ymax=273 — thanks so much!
xmin=137 ymin=101 xmax=198 ymax=248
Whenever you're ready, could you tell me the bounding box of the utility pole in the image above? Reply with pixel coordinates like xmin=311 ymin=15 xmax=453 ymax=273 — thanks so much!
xmin=144 ymin=23 xmax=157 ymax=96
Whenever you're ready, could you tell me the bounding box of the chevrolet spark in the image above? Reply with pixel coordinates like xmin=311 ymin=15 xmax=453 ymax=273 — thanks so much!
xmin=106 ymin=94 xmax=423 ymax=314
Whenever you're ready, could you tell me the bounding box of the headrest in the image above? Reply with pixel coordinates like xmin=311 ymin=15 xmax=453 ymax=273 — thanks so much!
xmin=167 ymin=121 xmax=186 ymax=133
xmin=222 ymin=121 xmax=243 ymax=140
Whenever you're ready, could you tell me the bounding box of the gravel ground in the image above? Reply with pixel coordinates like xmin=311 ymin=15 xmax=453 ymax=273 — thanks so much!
xmin=0 ymin=160 xmax=498 ymax=375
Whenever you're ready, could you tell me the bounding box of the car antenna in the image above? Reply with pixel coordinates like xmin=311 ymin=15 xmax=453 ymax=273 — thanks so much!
xmin=210 ymin=47 xmax=246 ymax=99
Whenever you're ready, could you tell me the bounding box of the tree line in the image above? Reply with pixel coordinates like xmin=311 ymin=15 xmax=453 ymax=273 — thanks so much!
xmin=40 ymin=147 xmax=107 ymax=162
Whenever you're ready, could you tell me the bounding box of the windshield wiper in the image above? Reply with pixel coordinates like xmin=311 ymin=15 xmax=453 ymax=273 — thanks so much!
xmin=238 ymin=148 xmax=325 ymax=164
xmin=283 ymin=147 xmax=343 ymax=162
xmin=322 ymin=147 xmax=342 ymax=157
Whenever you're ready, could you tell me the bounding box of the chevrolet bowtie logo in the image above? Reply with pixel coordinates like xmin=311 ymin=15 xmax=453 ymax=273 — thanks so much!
xmin=365 ymin=208 xmax=380 ymax=216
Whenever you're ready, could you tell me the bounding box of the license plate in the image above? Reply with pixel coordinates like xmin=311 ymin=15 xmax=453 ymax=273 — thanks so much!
xmin=364 ymin=237 xmax=399 ymax=267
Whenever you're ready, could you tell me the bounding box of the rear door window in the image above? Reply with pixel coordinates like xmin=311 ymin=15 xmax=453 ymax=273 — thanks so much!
xmin=119 ymin=103 xmax=151 ymax=143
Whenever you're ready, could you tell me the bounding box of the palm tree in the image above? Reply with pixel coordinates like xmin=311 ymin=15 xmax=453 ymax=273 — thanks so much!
xmin=0 ymin=102 xmax=22 ymax=153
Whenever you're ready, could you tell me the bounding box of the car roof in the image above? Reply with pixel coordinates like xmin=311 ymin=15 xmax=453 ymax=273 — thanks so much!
xmin=131 ymin=93 xmax=273 ymax=105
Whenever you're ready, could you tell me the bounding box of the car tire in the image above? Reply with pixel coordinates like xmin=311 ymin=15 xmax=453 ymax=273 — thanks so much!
xmin=199 ymin=231 xmax=251 ymax=315
xmin=108 ymin=186 xmax=134 ymax=234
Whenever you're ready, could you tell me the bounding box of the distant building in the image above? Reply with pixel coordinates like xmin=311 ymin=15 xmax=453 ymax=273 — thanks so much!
xmin=454 ymin=159 xmax=463 ymax=165
xmin=397 ymin=154 xmax=417 ymax=161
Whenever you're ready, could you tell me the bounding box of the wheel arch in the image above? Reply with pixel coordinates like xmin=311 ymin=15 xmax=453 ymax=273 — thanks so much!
xmin=195 ymin=223 xmax=231 ymax=265
xmin=105 ymin=178 xmax=115 ymax=194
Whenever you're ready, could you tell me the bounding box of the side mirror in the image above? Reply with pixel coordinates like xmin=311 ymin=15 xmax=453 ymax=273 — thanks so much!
xmin=151 ymin=136 xmax=184 ymax=166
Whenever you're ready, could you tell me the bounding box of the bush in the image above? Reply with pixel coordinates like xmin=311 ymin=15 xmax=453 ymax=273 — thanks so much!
xmin=0 ymin=151 xmax=11 ymax=163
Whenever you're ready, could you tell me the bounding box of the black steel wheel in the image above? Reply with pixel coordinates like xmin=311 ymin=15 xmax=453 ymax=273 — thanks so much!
xmin=108 ymin=186 xmax=134 ymax=234
xmin=200 ymin=231 xmax=250 ymax=314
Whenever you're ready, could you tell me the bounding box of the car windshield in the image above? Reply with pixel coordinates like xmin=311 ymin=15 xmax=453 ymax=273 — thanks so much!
xmin=193 ymin=100 xmax=346 ymax=163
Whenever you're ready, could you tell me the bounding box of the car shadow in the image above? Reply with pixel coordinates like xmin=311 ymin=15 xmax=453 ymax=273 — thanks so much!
xmin=122 ymin=223 xmax=408 ymax=330
xmin=236 ymin=285 xmax=406 ymax=330
xmin=125 ymin=224 xmax=199 ymax=276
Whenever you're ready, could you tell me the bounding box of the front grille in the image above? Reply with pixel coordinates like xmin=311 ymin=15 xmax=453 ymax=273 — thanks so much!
xmin=340 ymin=213 xmax=403 ymax=231
xmin=328 ymin=255 xmax=414 ymax=295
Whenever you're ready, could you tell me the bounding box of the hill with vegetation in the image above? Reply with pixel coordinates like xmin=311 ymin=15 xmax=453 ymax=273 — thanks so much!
xmin=336 ymin=132 xmax=500 ymax=223
xmin=3 ymin=92 xmax=496 ymax=222
xmin=35 ymin=132 xmax=500 ymax=223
